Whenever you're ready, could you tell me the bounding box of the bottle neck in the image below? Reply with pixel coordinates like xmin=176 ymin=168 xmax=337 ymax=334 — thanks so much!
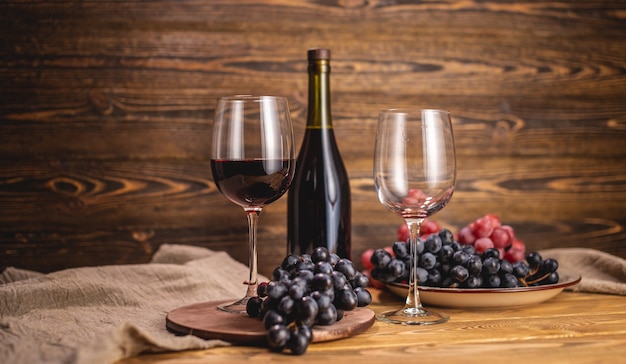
xmin=307 ymin=59 xmax=332 ymax=129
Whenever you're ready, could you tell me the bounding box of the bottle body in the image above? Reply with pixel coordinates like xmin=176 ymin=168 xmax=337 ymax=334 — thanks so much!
xmin=287 ymin=48 xmax=351 ymax=259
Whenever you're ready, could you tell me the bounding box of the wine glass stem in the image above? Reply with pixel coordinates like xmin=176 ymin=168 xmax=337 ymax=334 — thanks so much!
xmin=244 ymin=208 xmax=261 ymax=299
xmin=405 ymin=219 xmax=425 ymax=312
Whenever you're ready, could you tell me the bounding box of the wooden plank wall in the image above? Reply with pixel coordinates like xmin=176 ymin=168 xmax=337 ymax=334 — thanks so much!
xmin=1 ymin=1 xmax=625 ymax=277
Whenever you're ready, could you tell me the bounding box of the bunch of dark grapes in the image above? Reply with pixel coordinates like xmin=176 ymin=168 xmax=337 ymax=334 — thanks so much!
xmin=370 ymin=228 xmax=559 ymax=289
xmin=246 ymin=247 xmax=372 ymax=355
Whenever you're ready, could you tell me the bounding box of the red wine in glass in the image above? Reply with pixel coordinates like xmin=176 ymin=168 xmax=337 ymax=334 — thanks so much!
xmin=211 ymin=159 xmax=294 ymax=208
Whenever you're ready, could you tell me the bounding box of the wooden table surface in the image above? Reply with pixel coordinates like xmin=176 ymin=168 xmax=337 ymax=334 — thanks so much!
xmin=120 ymin=289 xmax=626 ymax=363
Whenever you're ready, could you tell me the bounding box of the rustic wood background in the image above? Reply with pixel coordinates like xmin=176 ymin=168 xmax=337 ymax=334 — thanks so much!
xmin=1 ymin=1 xmax=625 ymax=277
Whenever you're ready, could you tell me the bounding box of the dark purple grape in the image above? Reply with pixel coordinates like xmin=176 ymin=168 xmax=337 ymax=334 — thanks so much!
xmin=461 ymin=244 xmax=476 ymax=255
xmin=289 ymin=279 xmax=308 ymax=300
xmin=466 ymin=255 xmax=483 ymax=275
xmin=370 ymin=267 xmax=394 ymax=283
xmin=297 ymin=323 xmax=313 ymax=344
xmin=288 ymin=330 xmax=309 ymax=355
xmin=272 ymin=267 xmax=290 ymax=282
xmin=311 ymin=273 xmax=332 ymax=293
xmin=334 ymin=288 xmax=358 ymax=311
xmin=351 ymin=272 xmax=369 ymax=288
xmin=336 ymin=308 xmax=344 ymax=321
xmin=438 ymin=245 xmax=455 ymax=263
xmin=267 ymin=324 xmax=290 ymax=351
xmin=316 ymin=304 xmax=338 ymax=325
xmin=387 ymin=258 xmax=406 ymax=278
xmin=278 ymin=295 xmax=295 ymax=315
xmin=257 ymin=282 xmax=269 ymax=298
xmin=293 ymin=269 xmax=314 ymax=283
xmin=542 ymin=272 xmax=559 ymax=285
xmin=263 ymin=310 xmax=285 ymax=329
xmin=260 ymin=296 xmax=279 ymax=316
xmin=414 ymin=237 xmax=425 ymax=254
xmin=334 ymin=259 xmax=357 ymax=281
xmin=296 ymin=260 xmax=315 ymax=272
xmin=281 ymin=254 xmax=301 ymax=272
xmin=296 ymin=296 xmax=319 ymax=325
xmin=483 ymin=257 xmax=501 ymax=275
xmin=464 ymin=275 xmax=482 ymax=288
xmin=512 ymin=261 xmax=530 ymax=278
xmin=499 ymin=259 xmax=513 ymax=275
xmin=354 ymin=287 xmax=372 ymax=307
xmin=438 ymin=228 xmax=455 ymax=245
xmin=424 ymin=234 xmax=443 ymax=254
xmin=449 ymin=241 xmax=462 ymax=251
xmin=416 ymin=267 xmax=429 ymax=284
xmin=310 ymin=291 xmax=331 ymax=310
xmin=542 ymin=258 xmax=559 ymax=273
xmin=426 ymin=269 xmax=442 ymax=286
xmin=266 ymin=281 xmax=288 ymax=301
xmin=453 ymin=250 xmax=471 ymax=266
xmin=485 ymin=274 xmax=501 ymax=288
xmin=526 ymin=252 xmax=542 ymax=270
xmin=441 ymin=276 xmax=455 ymax=287
xmin=392 ymin=241 xmax=410 ymax=258
xmin=246 ymin=296 xmax=263 ymax=317
xmin=314 ymin=261 xmax=333 ymax=275
xmin=370 ymin=249 xmax=392 ymax=269
xmin=330 ymin=271 xmax=348 ymax=290
xmin=482 ymin=248 xmax=500 ymax=260
xmin=420 ymin=252 xmax=437 ymax=270
xmin=450 ymin=265 xmax=469 ymax=283
xmin=500 ymin=273 xmax=518 ymax=288
xmin=311 ymin=247 xmax=330 ymax=263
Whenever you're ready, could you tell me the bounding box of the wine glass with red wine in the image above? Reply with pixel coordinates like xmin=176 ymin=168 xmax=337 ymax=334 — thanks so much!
xmin=374 ymin=109 xmax=456 ymax=325
xmin=211 ymin=95 xmax=296 ymax=314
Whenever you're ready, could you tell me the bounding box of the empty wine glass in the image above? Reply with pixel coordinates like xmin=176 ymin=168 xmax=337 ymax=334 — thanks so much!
xmin=374 ymin=108 xmax=456 ymax=325
xmin=211 ymin=95 xmax=296 ymax=314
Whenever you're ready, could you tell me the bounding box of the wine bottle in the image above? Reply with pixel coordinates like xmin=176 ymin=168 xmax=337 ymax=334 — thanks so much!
xmin=287 ymin=48 xmax=351 ymax=259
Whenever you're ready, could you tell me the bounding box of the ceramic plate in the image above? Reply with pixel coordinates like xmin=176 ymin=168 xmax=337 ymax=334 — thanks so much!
xmin=386 ymin=275 xmax=581 ymax=309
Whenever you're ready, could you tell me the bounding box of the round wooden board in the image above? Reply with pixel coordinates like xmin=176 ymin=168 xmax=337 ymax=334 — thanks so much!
xmin=166 ymin=300 xmax=375 ymax=346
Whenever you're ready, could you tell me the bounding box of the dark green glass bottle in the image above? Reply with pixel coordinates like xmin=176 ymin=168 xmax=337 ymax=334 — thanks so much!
xmin=287 ymin=48 xmax=351 ymax=259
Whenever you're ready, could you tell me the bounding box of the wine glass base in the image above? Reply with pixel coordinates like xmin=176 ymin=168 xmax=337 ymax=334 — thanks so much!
xmin=217 ymin=297 xmax=250 ymax=315
xmin=376 ymin=306 xmax=449 ymax=325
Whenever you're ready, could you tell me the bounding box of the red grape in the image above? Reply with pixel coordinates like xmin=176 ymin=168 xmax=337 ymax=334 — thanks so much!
xmin=421 ymin=219 xmax=441 ymax=236
xmin=457 ymin=226 xmax=476 ymax=245
xmin=490 ymin=226 xmax=513 ymax=249
xmin=397 ymin=224 xmax=409 ymax=242
xmin=504 ymin=239 xmax=526 ymax=263
xmin=361 ymin=248 xmax=374 ymax=270
xmin=484 ymin=213 xmax=501 ymax=228
xmin=397 ymin=219 xmax=440 ymax=242
xmin=474 ymin=237 xmax=494 ymax=253
xmin=470 ymin=216 xmax=494 ymax=238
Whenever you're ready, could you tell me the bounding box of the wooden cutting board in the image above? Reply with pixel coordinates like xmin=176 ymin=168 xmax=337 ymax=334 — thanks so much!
xmin=166 ymin=300 xmax=376 ymax=346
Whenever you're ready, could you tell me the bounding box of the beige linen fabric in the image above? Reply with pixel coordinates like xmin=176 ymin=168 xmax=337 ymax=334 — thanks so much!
xmin=540 ymin=248 xmax=626 ymax=295
xmin=1 ymin=244 xmax=265 ymax=364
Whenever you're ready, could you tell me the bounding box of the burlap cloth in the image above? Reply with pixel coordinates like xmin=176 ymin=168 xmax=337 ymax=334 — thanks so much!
xmin=1 ymin=245 xmax=625 ymax=364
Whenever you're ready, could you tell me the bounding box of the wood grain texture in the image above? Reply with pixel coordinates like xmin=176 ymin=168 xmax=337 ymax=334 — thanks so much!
xmin=1 ymin=0 xmax=625 ymax=274
xmin=120 ymin=290 xmax=626 ymax=363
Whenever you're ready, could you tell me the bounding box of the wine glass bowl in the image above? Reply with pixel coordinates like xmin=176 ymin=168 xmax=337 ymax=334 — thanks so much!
xmin=374 ymin=108 xmax=456 ymax=325
xmin=211 ymin=95 xmax=296 ymax=314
